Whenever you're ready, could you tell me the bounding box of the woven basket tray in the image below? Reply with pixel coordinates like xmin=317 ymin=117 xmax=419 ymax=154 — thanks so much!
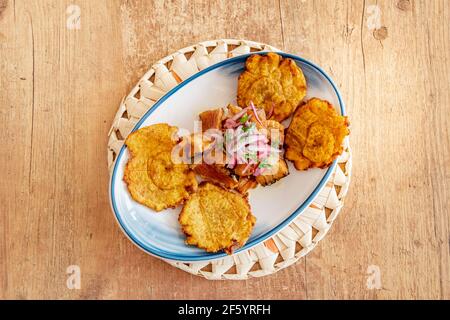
xmin=107 ymin=39 xmax=352 ymax=280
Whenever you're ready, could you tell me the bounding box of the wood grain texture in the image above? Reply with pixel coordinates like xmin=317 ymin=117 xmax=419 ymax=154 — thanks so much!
xmin=0 ymin=0 xmax=448 ymax=299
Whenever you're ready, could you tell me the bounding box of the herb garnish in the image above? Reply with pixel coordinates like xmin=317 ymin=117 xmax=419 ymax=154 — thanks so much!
xmin=239 ymin=114 xmax=249 ymax=124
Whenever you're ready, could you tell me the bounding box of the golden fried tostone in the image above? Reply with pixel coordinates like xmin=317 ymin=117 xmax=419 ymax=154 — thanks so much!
xmin=237 ymin=53 xmax=307 ymax=122
xmin=285 ymin=98 xmax=349 ymax=170
xmin=124 ymin=124 xmax=198 ymax=212
xmin=179 ymin=183 xmax=256 ymax=254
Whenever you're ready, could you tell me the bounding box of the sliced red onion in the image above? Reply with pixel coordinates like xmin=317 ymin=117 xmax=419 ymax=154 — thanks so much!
xmin=224 ymin=118 xmax=239 ymax=129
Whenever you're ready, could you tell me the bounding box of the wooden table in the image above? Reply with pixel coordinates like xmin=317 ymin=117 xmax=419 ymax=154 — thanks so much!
xmin=0 ymin=0 xmax=449 ymax=299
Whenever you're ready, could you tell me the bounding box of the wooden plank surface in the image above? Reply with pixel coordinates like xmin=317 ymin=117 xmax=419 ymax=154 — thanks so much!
xmin=0 ymin=0 xmax=448 ymax=299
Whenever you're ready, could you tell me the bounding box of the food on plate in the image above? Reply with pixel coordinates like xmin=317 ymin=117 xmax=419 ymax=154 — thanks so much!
xmin=237 ymin=52 xmax=307 ymax=122
xmin=119 ymin=53 xmax=351 ymax=256
xmin=285 ymin=98 xmax=349 ymax=170
xmin=179 ymin=182 xmax=256 ymax=254
xmin=192 ymin=163 xmax=238 ymax=189
xmin=123 ymin=124 xmax=198 ymax=211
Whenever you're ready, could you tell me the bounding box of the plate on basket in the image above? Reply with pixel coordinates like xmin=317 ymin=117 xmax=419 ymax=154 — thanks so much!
xmin=109 ymin=52 xmax=345 ymax=262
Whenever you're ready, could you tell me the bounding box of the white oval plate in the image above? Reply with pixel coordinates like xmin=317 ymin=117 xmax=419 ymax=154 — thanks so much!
xmin=110 ymin=52 xmax=345 ymax=262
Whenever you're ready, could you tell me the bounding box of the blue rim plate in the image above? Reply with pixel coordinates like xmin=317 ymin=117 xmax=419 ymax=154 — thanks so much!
xmin=109 ymin=52 xmax=346 ymax=262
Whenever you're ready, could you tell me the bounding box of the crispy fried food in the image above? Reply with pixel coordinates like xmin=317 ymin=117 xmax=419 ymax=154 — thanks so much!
xmin=192 ymin=163 xmax=238 ymax=189
xmin=124 ymin=124 xmax=198 ymax=211
xmin=148 ymin=152 xmax=194 ymax=190
xmin=285 ymin=98 xmax=349 ymax=170
xmin=255 ymin=158 xmax=289 ymax=186
xmin=235 ymin=177 xmax=258 ymax=195
xmin=125 ymin=123 xmax=178 ymax=158
xmin=179 ymin=182 xmax=256 ymax=254
xmin=237 ymin=53 xmax=307 ymax=122
xmin=199 ymin=108 xmax=224 ymax=131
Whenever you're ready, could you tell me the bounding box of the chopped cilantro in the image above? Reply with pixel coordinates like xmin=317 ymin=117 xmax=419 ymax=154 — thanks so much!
xmin=240 ymin=114 xmax=249 ymax=124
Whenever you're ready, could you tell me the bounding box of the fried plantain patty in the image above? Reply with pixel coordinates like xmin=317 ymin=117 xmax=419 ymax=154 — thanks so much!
xmin=285 ymin=98 xmax=349 ymax=170
xmin=237 ymin=53 xmax=307 ymax=122
xmin=124 ymin=124 xmax=198 ymax=212
xmin=179 ymin=183 xmax=256 ymax=254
